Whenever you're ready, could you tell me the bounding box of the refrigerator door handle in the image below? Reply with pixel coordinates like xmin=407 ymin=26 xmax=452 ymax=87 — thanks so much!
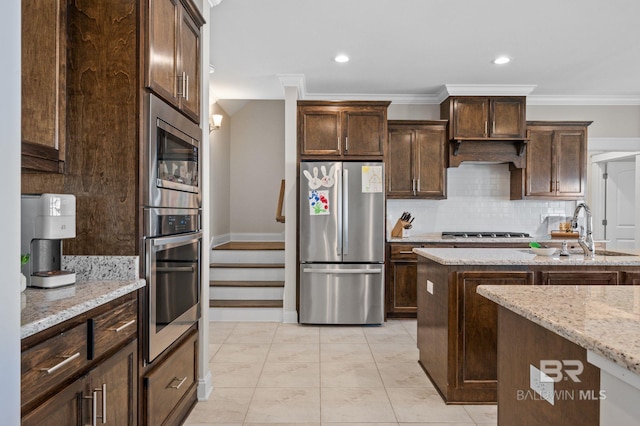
xmin=343 ymin=168 xmax=349 ymax=256
xmin=302 ymin=268 xmax=382 ymax=274
xmin=336 ymin=164 xmax=342 ymax=257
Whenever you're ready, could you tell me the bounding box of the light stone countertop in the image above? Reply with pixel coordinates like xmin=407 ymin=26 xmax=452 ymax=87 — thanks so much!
xmin=476 ymin=285 xmax=640 ymax=376
xmin=21 ymin=279 xmax=145 ymax=339
xmin=21 ymin=255 xmax=145 ymax=339
xmin=413 ymin=247 xmax=640 ymax=266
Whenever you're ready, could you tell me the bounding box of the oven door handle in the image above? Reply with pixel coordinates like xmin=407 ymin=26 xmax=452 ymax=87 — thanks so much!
xmin=150 ymin=231 xmax=203 ymax=249
xmin=156 ymin=266 xmax=195 ymax=273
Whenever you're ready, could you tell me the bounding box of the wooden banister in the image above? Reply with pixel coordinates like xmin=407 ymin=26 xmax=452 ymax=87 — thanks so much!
xmin=276 ymin=179 xmax=285 ymax=223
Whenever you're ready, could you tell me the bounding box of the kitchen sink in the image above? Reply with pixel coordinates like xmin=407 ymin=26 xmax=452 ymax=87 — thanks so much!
xmin=597 ymin=250 xmax=638 ymax=257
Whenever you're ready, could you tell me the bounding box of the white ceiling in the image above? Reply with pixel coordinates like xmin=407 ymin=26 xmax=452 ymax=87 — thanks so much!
xmin=209 ymin=0 xmax=640 ymax=109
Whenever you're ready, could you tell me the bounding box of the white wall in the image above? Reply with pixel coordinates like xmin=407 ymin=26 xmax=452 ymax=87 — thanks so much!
xmin=388 ymin=164 xmax=575 ymax=239
xmin=209 ymin=104 xmax=231 ymax=245
xmin=527 ymin=105 xmax=640 ymax=138
xmin=229 ymin=100 xmax=285 ymax=239
xmin=2 ymin=0 xmax=22 ymax=422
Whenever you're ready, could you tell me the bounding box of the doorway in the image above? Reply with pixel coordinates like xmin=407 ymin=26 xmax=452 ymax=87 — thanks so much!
xmin=590 ymin=152 xmax=639 ymax=250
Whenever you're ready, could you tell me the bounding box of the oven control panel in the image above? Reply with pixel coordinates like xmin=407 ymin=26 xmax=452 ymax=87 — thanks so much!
xmin=144 ymin=207 xmax=201 ymax=237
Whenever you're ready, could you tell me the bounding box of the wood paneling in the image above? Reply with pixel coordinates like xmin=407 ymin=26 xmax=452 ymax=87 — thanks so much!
xmin=497 ymin=307 xmax=599 ymax=425
xmin=63 ymin=0 xmax=139 ymax=255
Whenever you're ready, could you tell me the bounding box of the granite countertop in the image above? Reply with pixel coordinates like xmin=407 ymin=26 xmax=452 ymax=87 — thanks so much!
xmin=413 ymin=247 xmax=640 ymax=266
xmin=21 ymin=279 xmax=145 ymax=339
xmin=21 ymin=255 xmax=145 ymax=339
xmin=388 ymin=233 xmax=533 ymax=244
xmin=477 ymin=285 xmax=640 ymax=376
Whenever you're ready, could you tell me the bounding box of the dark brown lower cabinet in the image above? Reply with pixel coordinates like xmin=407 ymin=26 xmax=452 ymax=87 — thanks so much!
xmin=621 ymin=271 xmax=640 ymax=285
xmin=539 ymin=271 xmax=618 ymax=285
xmin=497 ymin=307 xmax=599 ymax=425
xmin=22 ymin=340 xmax=137 ymax=426
xmin=144 ymin=328 xmax=198 ymax=426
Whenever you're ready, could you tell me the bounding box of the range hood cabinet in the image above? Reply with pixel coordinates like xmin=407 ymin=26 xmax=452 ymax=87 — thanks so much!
xmin=441 ymin=96 xmax=528 ymax=168
xmin=448 ymin=139 xmax=527 ymax=168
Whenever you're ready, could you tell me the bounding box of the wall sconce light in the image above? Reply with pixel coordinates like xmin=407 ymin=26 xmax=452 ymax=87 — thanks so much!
xmin=209 ymin=114 xmax=223 ymax=132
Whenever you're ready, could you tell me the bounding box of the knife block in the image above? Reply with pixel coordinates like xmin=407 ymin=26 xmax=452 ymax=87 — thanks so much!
xmin=391 ymin=219 xmax=409 ymax=238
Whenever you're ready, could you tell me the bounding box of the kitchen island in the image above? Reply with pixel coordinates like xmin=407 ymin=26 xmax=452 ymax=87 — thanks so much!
xmin=414 ymin=247 xmax=640 ymax=404
xmin=478 ymin=285 xmax=640 ymax=425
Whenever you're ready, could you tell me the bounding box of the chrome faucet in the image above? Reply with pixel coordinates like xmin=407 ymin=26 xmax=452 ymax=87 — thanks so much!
xmin=571 ymin=202 xmax=595 ymax=258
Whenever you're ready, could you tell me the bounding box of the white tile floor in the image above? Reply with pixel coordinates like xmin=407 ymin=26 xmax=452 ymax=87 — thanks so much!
xmin=184 ymin=320 xmax=497 ymax=426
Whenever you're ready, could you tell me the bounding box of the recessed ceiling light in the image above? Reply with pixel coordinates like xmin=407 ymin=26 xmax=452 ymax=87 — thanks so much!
xmin=492 ymin=56 xmax=511 ymax=65
xmin=334 ymin=54 xmax=350 ymax=63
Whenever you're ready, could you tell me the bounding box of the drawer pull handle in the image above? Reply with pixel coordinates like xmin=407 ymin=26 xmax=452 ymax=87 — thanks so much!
xmin=169 ymin=376 xmax=187 ymax=390
xmin=40 ymin=352 xmax=80 ymax=374
xmin=399 ymin=251 xmax=414 ymax=254
xmin=110 ymin=319 xmax=136 ymax=333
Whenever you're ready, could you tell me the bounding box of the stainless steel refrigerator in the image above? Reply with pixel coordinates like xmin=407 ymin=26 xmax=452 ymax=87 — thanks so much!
xmin=299 ymin=161 xmax=385 ymax=324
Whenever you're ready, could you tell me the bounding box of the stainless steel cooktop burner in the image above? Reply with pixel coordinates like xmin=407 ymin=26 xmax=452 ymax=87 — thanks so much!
xmin=441 ymin=231 xmax=531 ymax=239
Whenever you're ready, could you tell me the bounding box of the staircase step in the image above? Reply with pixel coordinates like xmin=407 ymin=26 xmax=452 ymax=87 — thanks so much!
xmin=210 ymin=280 xmax=284 ymax=288
xmin=210 ymin=263 xmax=284 ymax=269
xmin=210 ymin=300 xmax=283 ymax=308
xmin=213 ymin=241 xmax=284 ymax=250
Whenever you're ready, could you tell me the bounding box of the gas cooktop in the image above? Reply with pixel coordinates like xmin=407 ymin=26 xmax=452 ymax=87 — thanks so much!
xmin=441 ymin=231 xmax=531 ymax=239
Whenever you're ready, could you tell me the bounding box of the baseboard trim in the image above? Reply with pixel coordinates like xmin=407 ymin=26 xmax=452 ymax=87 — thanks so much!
xmin=197 ymin=370 xmax=213 ymax=401
xmin=283 ymin=309 xmax=298 ymax=324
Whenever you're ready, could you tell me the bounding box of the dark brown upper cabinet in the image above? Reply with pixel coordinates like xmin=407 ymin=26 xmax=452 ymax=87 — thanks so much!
xmin=146 ymin=0 xmax=204 ymax=123
xmin=21 ymin=0 xmax=67 ymax=173
xmin=298 ymin=101 xmax=390 ymax=159
xmin=441 ymin=96 xmax=526 ymax=140
xmin=510 ymin=121 xmax=592 ymax=200
xmin=387 ymin=120 xmax=448 ymax=199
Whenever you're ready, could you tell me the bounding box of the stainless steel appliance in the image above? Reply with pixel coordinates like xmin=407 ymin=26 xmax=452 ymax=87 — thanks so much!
xmin=144 ymin=207 xmax=201 ymax=362
xmin=143 ymin=92 xmax=202 ymax=362
xmin=144 ymin=93 xmax=201 ymax=209
xmin=299 ymin=161 xmax=385 ymax=324
xmin=21 ymin=194 xmax=76 ymax=288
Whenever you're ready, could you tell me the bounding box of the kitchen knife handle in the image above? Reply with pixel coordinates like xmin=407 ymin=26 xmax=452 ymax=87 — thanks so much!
xmin=343 ymin=168 xmax=349 ymax=256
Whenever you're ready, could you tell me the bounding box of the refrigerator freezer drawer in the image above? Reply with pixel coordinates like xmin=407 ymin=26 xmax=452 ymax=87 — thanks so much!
xmin=299 ymin=264 xmax=384 ymax=325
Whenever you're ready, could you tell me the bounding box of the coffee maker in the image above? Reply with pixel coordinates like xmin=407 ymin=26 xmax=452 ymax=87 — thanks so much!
xmin=21 ymin=194 xmax=76 ymax=288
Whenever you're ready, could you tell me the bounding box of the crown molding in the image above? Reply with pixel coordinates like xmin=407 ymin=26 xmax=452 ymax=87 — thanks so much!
xmin=272 ymin=75 xmax=640 ymax=106
xmin=277 ymin=74 xmax=306 ymax=97
xmin=527 ymin=95 xmax=640 ymax=106
xmin=441 ymin=84 xmax=538 ymax=99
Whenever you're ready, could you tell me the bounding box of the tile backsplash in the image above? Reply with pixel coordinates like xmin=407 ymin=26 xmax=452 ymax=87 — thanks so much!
xmin=387 ymin=163 xmax=579 ymax=239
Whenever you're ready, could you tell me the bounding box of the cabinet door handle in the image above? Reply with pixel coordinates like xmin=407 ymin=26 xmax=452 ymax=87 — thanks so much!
xmin=109 ymin=319 xmax=136 ymax=333
xmin=169 ymin=376 xmax=188 ymax=389
xmin=185 ymin=74 xmax=189 ymax=101
xmin=40 ymin=352 xmax=80 ymax=374
xmin=345 ymin=136 xmax=349 ymax=152
xmin=484 ymin=121 xmax=488 ymax=136
xmin=417 ymin=179 xmax=420 ymax=193
xmin=492 ymin=120 xmax=496 ymax=134
xmin=399 ymin=251 xmax=414 ymax=254
xmin=412 ymin=179 xmax=416 ymax=196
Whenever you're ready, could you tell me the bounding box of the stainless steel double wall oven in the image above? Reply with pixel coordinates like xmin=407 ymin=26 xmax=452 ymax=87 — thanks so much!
xmin=143 ymin=93 xmax=202 ymax=362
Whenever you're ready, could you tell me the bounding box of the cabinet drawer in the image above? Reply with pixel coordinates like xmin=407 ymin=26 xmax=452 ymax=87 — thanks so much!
xmin=389 ymin=244 xmax=419 ymax=260
xmin=21 ymin=322 xmax=88 ymax=408
xmin=146 ymin=330 xmax=197 ymax=426
xmin=92 ymin=297 xmax=137 ymax=359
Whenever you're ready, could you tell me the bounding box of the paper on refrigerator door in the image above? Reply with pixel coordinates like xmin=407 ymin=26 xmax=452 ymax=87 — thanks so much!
xmin=361 ymin=165 xmax=383 ymax=193
xmin=308 ymin=190 xmax=330 ymax=215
